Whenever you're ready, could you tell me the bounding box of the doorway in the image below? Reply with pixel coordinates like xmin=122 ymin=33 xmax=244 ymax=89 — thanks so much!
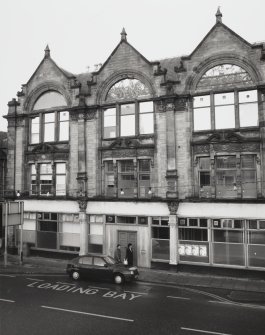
xmin=118 ymin=231 xmax=137 ymax=266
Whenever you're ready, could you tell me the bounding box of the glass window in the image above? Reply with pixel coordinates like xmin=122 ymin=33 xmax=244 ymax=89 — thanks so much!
xmin=120 ymin=104 xmax=135 ymax=136
xmin=30 ymin=116 xmax=40 ymax=144
xmin=215 ymin=105 xmax=235 ymax=129
xmin=80 ymin=256 xmax=92 ymax=265
xmin=139 ymin=101 xmax=154 ymax=134
xmin=59 ymin=111 xmax=69 ymax=141
xmin=56 ymin=163 xmax=66 ymax=196
xmin=40 ymin=163 xmax=53 ymax=195
xmin=93 ymin=257 xmax=105 ymax=266
xmin=106 ymin=79 xmax=150 ymax=101
xmin=179 ymin=228 xmax=208 ymax=241
xmin=239 ymin=90 xmax=258 ymax=127
xmin=193 ymin=95 xmax=211 ymax=131
xmin=104 ymin=108 xmax=116 ymax=138
xmin=30 ymin=164 xmax=37 ymax=195
xmin=44 ymin=113 xmax=55 ymax=142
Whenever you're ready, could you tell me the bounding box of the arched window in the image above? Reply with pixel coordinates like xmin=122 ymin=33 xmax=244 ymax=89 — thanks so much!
xmin=30 ymin=91 xmax=69 ymax=144
xmin=103 ymin=78 xmax=153 ymax=138
xmin=193 ymin=64 xmax=258 ymax=131
xmin=106 ymin=78 xmax=150 ymax=101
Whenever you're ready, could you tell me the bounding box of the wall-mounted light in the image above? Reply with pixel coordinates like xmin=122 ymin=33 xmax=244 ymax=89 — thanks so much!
xmin=16 ymin=190 xmax=21 ymax=197
xmin=233 ymin=183 xmax=237 ymax=191
xmin=47 ymin=192 xmax=50 ymax=196
xmin=120 ymin=188 xmax=124 ymax=195
xmin=148 ymin=187 xmax=152 ymax=195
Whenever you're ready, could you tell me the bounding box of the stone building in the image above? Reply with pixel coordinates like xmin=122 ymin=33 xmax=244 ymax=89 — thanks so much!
xmin=4 ymin=9 xmax=265 ymax=270
xmin=0 ymin=131 xmax=7 ymax=200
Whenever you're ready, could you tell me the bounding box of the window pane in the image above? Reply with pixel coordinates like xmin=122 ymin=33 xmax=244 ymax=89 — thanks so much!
xmin=216 ymin=156 xmax=236 ymax=169
xmin=139 ymin=160 xmax=150 ymax=172
xmin=239 ymin=90 xmax=257 ymax=103
xmin=121 ymin=104 xmax=135 ymax=115
xmin=120 ymin=114 xmax=135 ymax=136
xmin=44 ymin=123 xmax=55 ymax=142
xmin=40 ymin=164 xmax=52 ymax=174
xmin=59 ymin=121 xmax=69 ymax=141
xmin=214 ymin=92 xmax=234 ymax=105
xmin=140 ymin=113 xmax=154 ymax=134
xmin=193 ymin=107 xmax=211 ymax=131
xmin=239 ymin=103 xmax=258 ymax=127
xmin=193 ymin=95 xmax=210 ymax=108
xmin=59 ymin=111 xmax=69 ymax=121
xmin=56 ymin=175 xmax=66 ymax=195
xmin=120 ymin=160 xmax=134 ymax=172
xmin=56 ymin=163 xmax=66 ymax=174
xmin=215 ymin=105 xmax=235 ymax=129
xmin=31 ymin=123 xmax=39 ymax=133
xmin=200 ymin=172 xmax=210 ymax=186
xmin=199 ymin=157 xmax=210 ymax=169
xmin=139 ymin=101 xmax=153 ymax=113
xmin=31 ymin=134 xmax=39 ymax=144
xmin=104 ymin=108 xmax=116 ymax=126
xmin=241 ymin=155 xmax=255 ymax=169
xmin=44 ymin=113 xmax=55 ymax=122
xmin=31 ymin=164 xmax=36 ymax=175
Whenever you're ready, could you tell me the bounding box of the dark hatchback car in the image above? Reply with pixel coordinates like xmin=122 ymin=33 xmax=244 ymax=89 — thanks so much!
xmin=66 ymin=254 xmax=139 ymax=284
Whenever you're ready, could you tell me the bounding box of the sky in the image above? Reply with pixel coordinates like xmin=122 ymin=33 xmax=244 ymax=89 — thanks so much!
xmin=0 ymin=0 xmax=264 ymax=131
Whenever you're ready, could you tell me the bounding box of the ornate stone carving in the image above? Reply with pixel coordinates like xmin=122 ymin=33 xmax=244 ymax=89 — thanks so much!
xmin=193 ymin=144 xmax=210 ymax=154
xmin=174 ymin=60 xmax=186 ymax=73
xmin=78 ymin=200 xmax=87 ymax=212
xmin=167 ymin=201 xmax=179 ymax=215
xmin=83 ymin=110 xmax=97 ymax=120
xmin=213 ymin=142 xmax=260 ymax=152
xmin=174 ymin=98 xmax=188 ymax=111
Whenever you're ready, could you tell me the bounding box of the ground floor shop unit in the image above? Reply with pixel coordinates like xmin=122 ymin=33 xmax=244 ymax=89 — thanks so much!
xmin=10 ymin=199 xmax=265 ymax=271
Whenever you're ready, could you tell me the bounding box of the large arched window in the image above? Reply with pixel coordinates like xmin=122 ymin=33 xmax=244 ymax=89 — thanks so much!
xmin=193 ymin=64 xmax=258 ymax=131
xmin=103 ymin=78 xmax=154 ymax=138
xmin=30 ymin=91 xmax=69 ymax=144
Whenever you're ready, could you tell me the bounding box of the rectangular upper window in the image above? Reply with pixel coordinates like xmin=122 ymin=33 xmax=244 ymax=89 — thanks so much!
xmin=30 ymin=116 xmax=40 ymax=144
xmin=103 ymin=100 xmax=154 ymax=139
xmin=193 ymin=90 xmax=259 ymax=131
xmin=59 ymin=111 xmax=69 ymax=141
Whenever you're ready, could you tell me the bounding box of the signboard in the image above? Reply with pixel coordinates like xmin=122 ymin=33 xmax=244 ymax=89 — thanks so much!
xmin=2 ymin=201 xmax=23 ymax=226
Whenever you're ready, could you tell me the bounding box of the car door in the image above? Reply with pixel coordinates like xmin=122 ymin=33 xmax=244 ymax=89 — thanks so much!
xmin=93 ymin=256 xmax=113 ymax=282
xmin=78 ymin=256 xmax=93 ymax=278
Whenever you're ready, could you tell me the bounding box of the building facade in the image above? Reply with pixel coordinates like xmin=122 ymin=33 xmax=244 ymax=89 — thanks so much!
xmin=4 ymin=10 xmax=265 ymax=270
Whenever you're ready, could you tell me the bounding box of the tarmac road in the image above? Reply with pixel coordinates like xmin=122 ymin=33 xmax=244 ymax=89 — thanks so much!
xmin=1 ymin=273 xmax=265 ymax=335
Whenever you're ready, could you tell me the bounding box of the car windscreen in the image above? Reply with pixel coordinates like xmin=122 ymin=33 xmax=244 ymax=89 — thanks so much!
xmin=104 ymin=256 xmax=116 ymax=265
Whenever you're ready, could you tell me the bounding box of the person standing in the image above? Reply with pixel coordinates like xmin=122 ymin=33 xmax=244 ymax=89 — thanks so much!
xmin=125 ymin=243 xmax=133 ymax=267
xmin=114 ymin=244 xmax=121 ymax=263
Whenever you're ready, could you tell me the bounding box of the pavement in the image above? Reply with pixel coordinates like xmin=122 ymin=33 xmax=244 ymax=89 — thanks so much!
xmin=1 ymin=254 xmax=265 ymax=300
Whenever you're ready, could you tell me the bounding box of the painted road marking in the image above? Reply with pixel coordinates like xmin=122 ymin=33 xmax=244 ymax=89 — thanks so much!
xmin=41 ymin=305 xmax=134 ymax=322
xmin=125 ymin=290 xmax=148 ymax=296
xmin=0 ymin=298 xmax=15 ymax=303
xmin=167 ymin=295 xmax=190 ymax=300
xmin=181 ymin=327 xmax=232 ymax=335
xmin=27 ymin=281 xmax=143 ymax=301
xmin=27 ymin=278 xmax=44 ymax=281
xmin=0 ymin=274 xmax=16 ymax=278
xmin=208 ymin=300 xmax=265 ymax=311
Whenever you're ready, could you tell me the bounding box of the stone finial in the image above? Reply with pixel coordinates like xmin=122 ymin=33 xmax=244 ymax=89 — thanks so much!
xmin=121 ymin=27 xmax=127 ymax=41
xmin=44 ymin=44 xmax=50 ymax=58
xmin=215 ymin=6 xmax=222 ymax=23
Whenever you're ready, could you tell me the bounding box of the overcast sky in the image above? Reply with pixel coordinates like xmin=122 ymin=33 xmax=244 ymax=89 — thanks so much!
xmin=0 ymin=0 xmax=264 ymax=131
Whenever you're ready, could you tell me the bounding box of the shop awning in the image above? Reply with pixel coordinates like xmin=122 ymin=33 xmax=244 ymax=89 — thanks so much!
xmin=177 ymin=202 xmax=265 ymax=220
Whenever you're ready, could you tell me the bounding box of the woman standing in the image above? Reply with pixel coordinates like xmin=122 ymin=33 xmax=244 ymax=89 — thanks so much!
xmin=125 ymin=243 xmax=133 ymax=267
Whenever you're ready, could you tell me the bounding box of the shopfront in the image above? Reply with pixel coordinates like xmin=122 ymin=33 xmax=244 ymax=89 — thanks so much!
xmin=177 ymin=203 xmax=265 ymax=270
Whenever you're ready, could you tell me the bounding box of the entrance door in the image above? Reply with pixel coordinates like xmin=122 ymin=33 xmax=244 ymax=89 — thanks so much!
xmin=118 ymin=231 xmax=137 ymax=266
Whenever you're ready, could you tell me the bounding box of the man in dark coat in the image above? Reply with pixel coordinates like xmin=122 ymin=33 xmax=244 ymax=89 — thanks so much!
xmin=125 ymin=243 xmax=133 ymax=267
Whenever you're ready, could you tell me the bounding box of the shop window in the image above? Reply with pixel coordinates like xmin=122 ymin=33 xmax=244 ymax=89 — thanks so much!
xmin=37 ymin=212 xmax=58 ymax=249
xmin=30 ymin=91 xmax=69 ymax=144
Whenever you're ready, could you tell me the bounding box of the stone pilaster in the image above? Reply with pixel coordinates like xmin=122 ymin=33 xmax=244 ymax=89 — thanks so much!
xmin=78 ymin=199 xmax=88 ymax=256
xmin=168 ymin=201 xmax=179 ymax=265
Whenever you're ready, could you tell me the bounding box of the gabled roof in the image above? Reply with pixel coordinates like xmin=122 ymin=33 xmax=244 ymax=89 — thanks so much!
xmin=26 ymin=45 xmax=75 ymax=85
xmin=182 ymin=21 xmax=252 ymax=61
xmin=91 ymin=28 xmax=152 ymax=75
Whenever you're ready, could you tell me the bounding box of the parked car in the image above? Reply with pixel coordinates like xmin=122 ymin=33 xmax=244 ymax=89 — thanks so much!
xmin=66 ymin=254 xmax=139 ymax=284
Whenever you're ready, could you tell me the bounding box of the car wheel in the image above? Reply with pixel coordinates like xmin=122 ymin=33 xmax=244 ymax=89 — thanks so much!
xmin=114 ymin=273 xmax=124 ymax=285
xmin=72 ymin=271 xmax=80 ymax=280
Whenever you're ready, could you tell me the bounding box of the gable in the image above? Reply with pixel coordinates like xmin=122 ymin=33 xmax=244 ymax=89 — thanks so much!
xmin=188 ymin=23 xmax=252 ymax=60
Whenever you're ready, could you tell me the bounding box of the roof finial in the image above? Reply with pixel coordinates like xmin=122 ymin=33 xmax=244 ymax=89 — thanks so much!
xmin=215 ymin=6 xmax=222 ymax=23
xmin=44 ymin=44 xmax=50 ymax=58
xmin=121 ymin=28 xmax=127 ymax=41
